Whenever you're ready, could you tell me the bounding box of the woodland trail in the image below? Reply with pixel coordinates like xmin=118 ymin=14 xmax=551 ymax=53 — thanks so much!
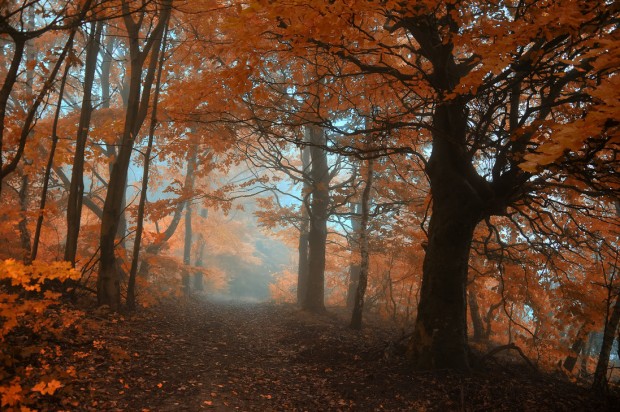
xmin=61 ymin=299 xmax=613 ymax=411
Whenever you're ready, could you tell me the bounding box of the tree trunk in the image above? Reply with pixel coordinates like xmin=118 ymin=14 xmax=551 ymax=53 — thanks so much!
xmin=31 ymin=55 xmax=72 ymax=261
xmin=346 ymin=202 xmax=361 ymax=309
xmin=592 ymin=295 xmax=620 ymax=393
xmin=468 ymin=282 xmax=486 ymax=341
xmin=100 ymin=31 xmax=115 ymax=109
xmin=183 ymin=201 xmax=193 ymax=296
xmin=563 ymin=323 xmax=588 ymax=373
xmin=65 ymin=21 xmax=102 ymax=265
xmin=302 ymin=125 xmax=330 ymax=313
xmin=193 ymin=209 xmax=207 ymax=291
xmin=18 ymin=10 xmax=35 ymax=264
xmin=350 ymin=158 xmax=373 ymax=329
xmin=592 ymin=201 xmax=620 ymax=393
xmin=127 ymin=25 xmax=168 ymax=310
xmin=136 ymin=162 xmax=192 ymax=280
xmin=18 ymin=173 xmax=31 ymax=263
xmin=408 ymin=103 xmax=484 ymax=371
xmin=182 ymin=138 xmax=198 ymax=296
xmin=297 ymin=145 xmax=311 ymax=306
xmin=97 ymin=0 xmax=171 ymax=309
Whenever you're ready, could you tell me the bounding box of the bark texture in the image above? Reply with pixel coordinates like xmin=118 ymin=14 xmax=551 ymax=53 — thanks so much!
xmin=302 ymin=125 xmax=330 ymax=313
xmin=97 ymin=0 xmax=171 ymax=309
xmin=64 ymin=21 xmax=102 ymax=264
xmin=350 ymin=158 xmax=373 ymax=330
xmin=468 ymin=282 xmax=486 ymax=341
xmin=409 ymin=103 xmax=484 ymax=370
xmin=297 ymin=145 xmax=311 ymax=306
xmin=592 ymin=201 xmax=620 ymax=393
xmin=127 ymin=25 xmax=167 ymax=309
xmin=347 ymin=202 xmax=361 ymax=310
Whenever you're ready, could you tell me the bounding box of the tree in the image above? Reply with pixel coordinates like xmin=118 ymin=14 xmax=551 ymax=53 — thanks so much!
xmin=0 ymin=0 xmax=95 ymax=194
xmin=350 ymin=157 xmax=374 ymax=329
xmin=225 ymin=0 xmax=619 ymax=369
xmin=97 ymin=0 xmax=172 ymax=309
xmin=297 ymin=145 xmax=311 ymax=306
xmin=302 ymin=125 xmax=331 ymax=312
xmin=127 ymin=23 xmax=169 ymax=310
xmin=64 ymin=21 xmax=102 ymax=265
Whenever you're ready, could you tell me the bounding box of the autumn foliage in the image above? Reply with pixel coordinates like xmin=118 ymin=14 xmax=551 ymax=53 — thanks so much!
xmin=0 ymin=0 xmax=619 ymax=408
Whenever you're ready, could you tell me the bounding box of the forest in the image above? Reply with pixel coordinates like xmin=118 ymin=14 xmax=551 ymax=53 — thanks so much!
xmin=0 ymin=0 xmax=619 ymax=410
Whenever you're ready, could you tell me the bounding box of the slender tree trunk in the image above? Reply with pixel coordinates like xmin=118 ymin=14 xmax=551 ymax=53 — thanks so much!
xmin=592 ymin=295 xmax=620 ymax=393
xmin=182 ymin=138 xmax=198 ymax=296
xmin=297 ymin=145 xmax=311 ymax=306
xmin=409 ymin=103 xmax=484 ymax=371
xmin=564 ymin=323 xmax=588 ymax=373
xmin=193 ymin=208 xmax=207 ymax=291
xmin=302 ymin=125 xmax=330 ymax=313
xmin=31 ymin=56 xmax=72 ymax=261
xmin=17 ymin=173 xmax=31 ymax=262
xmin=100 ymin=32 xmax=115 ymax=109
xmin=350 ymin=158 xmax=374 ymax=329
xmin=468 ymin=282 xmax=486 ymax=341
xmin=136 ymin=168 xmax=190 ymax=280
xmin=183 ymin=202 xmax=193 ymax=295
xmin=65 ymin=21 xmax=102 ymax=265
xmin=592 ymin=201 xmax=620 ymax=393
xmin=17 ymin=10 xmax=35 ymax=263
xmin=126 ymin=26 xmax=168 ymax=310
xmin=346 ymin=202 xmax=361 ymax=309
xmin=97 ymin=0 xmax=172 ymax=309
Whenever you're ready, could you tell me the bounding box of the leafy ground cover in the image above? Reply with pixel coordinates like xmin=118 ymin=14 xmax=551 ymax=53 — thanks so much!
xmin=4 ymin=299 xmax=617 ymax=411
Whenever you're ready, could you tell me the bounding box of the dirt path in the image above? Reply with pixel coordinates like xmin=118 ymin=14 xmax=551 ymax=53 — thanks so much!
xmin=88 ymin=300 xmax=403 ymax=411
xmin=63 ymin=299 xmax=612 ymax=411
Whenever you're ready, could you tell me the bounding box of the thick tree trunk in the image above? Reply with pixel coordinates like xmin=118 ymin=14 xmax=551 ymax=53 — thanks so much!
xmin=65 ymin=21 xmax=102 ymax=265
xmin=297 ymin=146 xmax=311 ymax=305
xmin=297 ymin=215 xmax=310 ymax=304
xmin=350 ymin=158 xmax=373 ymax=329
xmin=347 ymin=264 xmax=361 ymax=309
xmin=409 ymin=103 xmax=484 ymax=370
xmin=302 ymin=125 xmax=329 ymax=312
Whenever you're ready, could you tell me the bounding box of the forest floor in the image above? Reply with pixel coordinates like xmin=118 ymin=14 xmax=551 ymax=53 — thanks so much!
xmin=27 ymin=298 xmax=619 ymax=411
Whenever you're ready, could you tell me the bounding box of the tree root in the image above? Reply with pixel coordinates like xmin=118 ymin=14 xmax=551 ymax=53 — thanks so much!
xmin=479 ymin=342 xmax=538 ymax=373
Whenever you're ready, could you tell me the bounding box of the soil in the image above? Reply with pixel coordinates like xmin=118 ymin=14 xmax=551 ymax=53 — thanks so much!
xmin=40 ymin=298 xmax=618 ymax=411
